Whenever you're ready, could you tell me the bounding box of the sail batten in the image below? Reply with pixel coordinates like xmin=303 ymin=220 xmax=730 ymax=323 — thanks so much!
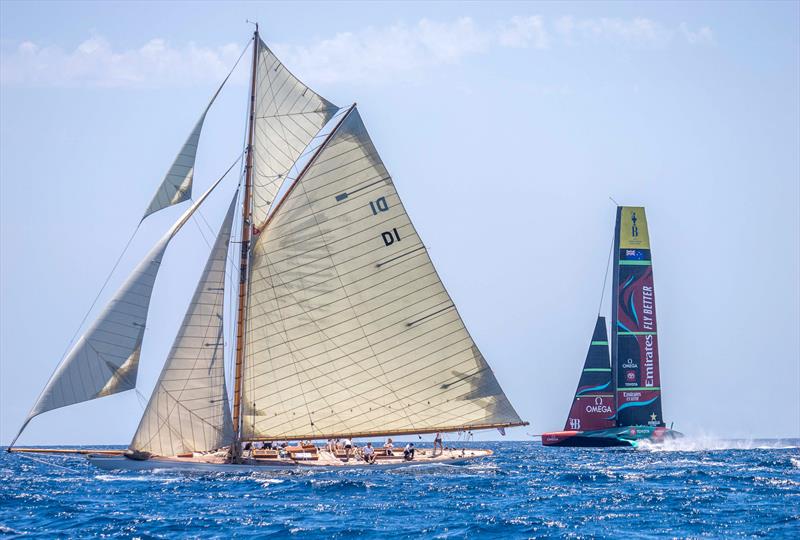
xmin=241 ymin=107 xmax=522 ymax=440
xmin=130 ymin=191 xmax=238 ymax=456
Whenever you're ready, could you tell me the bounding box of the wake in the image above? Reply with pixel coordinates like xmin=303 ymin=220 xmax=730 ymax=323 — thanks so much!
xmin=636 ymin=434 xmax=800 ymax=452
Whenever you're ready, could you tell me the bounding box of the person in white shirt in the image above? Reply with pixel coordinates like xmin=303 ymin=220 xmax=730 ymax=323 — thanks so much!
xmin=383 ymin=438 xmax=394 ymax=456
xmin=403 ymin=442 xmax=415 ymax=461
xmin=362 ymin=442 xmax=376 ymax=464
xmin=342 ymin=438 xmax=353 ymax=461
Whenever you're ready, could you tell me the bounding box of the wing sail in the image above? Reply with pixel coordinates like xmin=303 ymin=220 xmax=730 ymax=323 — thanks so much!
xmin=612 ymin=206 xmax=664 ymax=427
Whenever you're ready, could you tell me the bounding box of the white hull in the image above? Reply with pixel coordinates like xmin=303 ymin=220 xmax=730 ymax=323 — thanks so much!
xmin=88 ymin=449 xmax=490 ymax=473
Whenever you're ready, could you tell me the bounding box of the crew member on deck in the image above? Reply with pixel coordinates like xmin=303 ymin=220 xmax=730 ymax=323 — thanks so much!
xmin=343 ymin=438 xmax=353 ymax=461
xmin=404 ymin=442 xmax=415 ymax=461
xmin=433 ymin=432 xmax=443 ymax=456
xmin=384 ymin=438 xmax=394 ymax=456
xmin=363 ymin=442 xmax=376 ymax=464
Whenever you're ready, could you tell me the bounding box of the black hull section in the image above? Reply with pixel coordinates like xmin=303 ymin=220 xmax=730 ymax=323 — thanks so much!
xmin=545 ymin=435 xmax=633 ymax=448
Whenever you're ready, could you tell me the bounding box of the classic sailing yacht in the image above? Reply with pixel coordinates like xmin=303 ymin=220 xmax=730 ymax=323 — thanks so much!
xmin=7 ymin=27 xmax=527 ymax=471
xmin=541 ymin=206 xmax=681 ymax=447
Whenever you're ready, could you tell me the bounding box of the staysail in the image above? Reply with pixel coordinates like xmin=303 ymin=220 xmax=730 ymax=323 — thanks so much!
xmin=611 ymin=206 xmax=664 ymax=427
xmin=12 ymin=176 xmax=225 ymax=444
xmin=130 ymin=191 xmax=238 ymax=456
xmin=241 ymin=106 xmax=523 ymax=440
xmin=564 ymin=317 xmax=616 ymax=431
xmin=250 ymin=37 xmax=339 ymax=229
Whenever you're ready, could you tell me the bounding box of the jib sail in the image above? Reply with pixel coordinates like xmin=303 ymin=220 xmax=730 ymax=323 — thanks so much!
xmin=611 ymin=206 xmax=664 ymax=427
xmin=564 ymin=316 xmax=616 ymax=431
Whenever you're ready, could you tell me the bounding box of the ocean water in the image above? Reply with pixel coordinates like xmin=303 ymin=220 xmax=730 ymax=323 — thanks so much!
xmin=1 ymin=440 xmax=798 ymax=538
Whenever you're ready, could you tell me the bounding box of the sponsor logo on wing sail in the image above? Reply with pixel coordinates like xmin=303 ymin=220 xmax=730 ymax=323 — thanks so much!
xmin=585 ymin=396 xmax=613 ymax=414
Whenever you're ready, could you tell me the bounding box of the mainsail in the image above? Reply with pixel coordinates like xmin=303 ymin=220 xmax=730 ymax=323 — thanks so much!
xmin=241 ymin=106 xmax=523 ymax=440
xmin=250 ymin=37 xmax=339 ymax=229
xmin=612 ymin=206 xmax=664 ymax=427
xmin=13 ymin=176 xmax=225 ymax=443
xmin=564 ymin=317 xmax=616 ymax=431
xmin=130 ymin=192 xmax=238 ymax=456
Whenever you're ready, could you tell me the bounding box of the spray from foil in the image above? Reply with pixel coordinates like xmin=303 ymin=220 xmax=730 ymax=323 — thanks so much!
xmin=635 ymin=432 xmax=800 ymax=452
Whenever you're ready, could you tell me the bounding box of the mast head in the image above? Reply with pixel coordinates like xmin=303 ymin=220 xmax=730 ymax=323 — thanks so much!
xmin=246 ymin=19 xmax=259 ymax=36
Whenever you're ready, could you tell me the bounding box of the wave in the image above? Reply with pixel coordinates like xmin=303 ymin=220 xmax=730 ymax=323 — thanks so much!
xmin=94 ymin=473 xmax=186 ymax=483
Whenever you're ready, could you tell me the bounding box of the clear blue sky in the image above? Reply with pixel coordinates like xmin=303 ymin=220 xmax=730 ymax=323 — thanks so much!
xmin=1 ymin=1 xmax=798 ymax=445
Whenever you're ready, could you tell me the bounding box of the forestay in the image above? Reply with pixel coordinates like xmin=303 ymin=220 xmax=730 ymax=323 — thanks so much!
xmin=241 ymin=107 xmax=523 ymax=440
xmin=130 ymin=192 xmax=238 ymax=456
xmin=17 ymin=177 xmax=225 ymax=439
xmin=250 ymin=38 xmax=339 ymax=229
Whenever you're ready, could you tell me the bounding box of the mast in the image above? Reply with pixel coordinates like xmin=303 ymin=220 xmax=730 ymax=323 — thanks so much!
xmin=231 ymin=25 xmax=259 ymax=447
xmin=611 ymin=206 xmax=621 ymax=424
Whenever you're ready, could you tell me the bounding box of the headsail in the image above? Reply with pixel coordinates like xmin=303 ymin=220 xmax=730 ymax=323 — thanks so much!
xmin=130 ymin=191 xmax=238 ymax=456
xmin=241 ymin=107 xmax=523 ymax=440
xmin=13 ymin=176 xmax=225 ymax=444
xmin=142 ymin=43 xmax=249 ymax=221
xmin=612 ymin=206 xmax=664 ymax=427
xmin=250 ymin=38 xmax=339 ymax=229
xmin=564 ymin=317 xmax=616 ymax=431
xmin=141 ymin=113 xmax=206 ymax=220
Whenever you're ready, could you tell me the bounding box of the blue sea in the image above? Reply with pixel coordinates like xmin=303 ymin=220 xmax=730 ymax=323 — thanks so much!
xmin=1 ymin=440 xmax=798 ymax=538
